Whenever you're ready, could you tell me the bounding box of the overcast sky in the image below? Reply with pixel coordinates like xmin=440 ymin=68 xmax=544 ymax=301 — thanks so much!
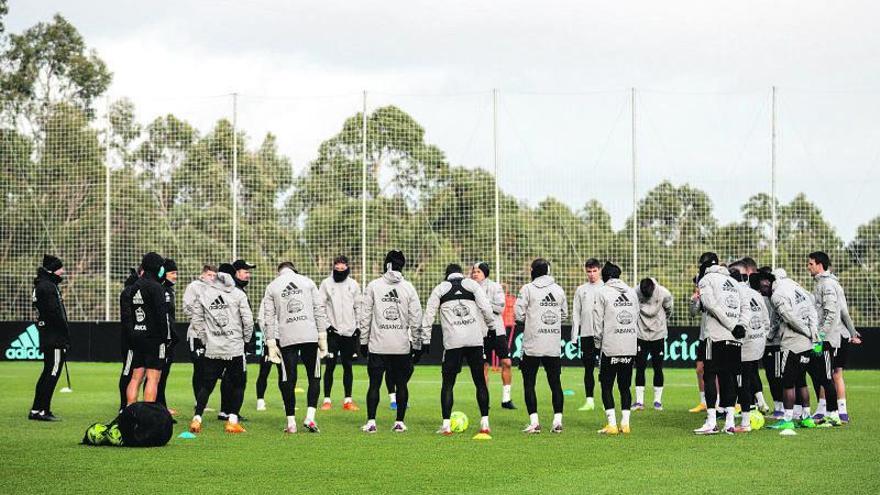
xmin=7 ymin=1 xmax=880 ymax=241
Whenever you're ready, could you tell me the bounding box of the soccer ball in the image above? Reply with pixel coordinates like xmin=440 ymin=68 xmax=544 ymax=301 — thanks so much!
xmin=750 ymin=410 xmax=766 ymax=430
xmin=450 ymin=411 xmax=469 ymax=433
xmin=106 ymin=424 xmax=124 ymax=446
xmin=85 ymin=423 xmax=108 ymax=445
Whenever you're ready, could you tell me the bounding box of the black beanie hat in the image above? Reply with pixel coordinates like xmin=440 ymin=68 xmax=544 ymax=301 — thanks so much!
xmin=141 ymin=252 xmax=165 ymax=276
xmin=163 ymin=258 xmax=178 ymax=273
xmin=474 ymin=261 xmax=490 ymax=279
xmin=384 ymin=250 xmax=406 ymax=272
xmin=42 ymin=254 xmax=63 ymax=272
xmin=601 ymin=261 xmax=622 ymax=282
xmin=218 ymin=263 xmax=235 ymax=277
xmin=530 ymin=259 xmax=549 ymax=280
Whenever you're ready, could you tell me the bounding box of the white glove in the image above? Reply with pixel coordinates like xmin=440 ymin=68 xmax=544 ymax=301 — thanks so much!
xmin=317 ymin=333 xmax=328 ymax=360
xmin=266 ymin=339 xmax=282 ymax=364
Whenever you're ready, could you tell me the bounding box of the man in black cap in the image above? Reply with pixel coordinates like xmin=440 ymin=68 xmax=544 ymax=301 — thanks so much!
xmin=157 ymin=258 xmax=179 ymax=414
xmin=125 ymin=252 xmax=171 ymax=405
xmin=29 ymin=255 xmax=70 ymax=421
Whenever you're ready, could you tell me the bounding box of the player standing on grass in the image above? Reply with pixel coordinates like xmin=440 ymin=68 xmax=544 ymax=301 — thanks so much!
xmin=217 ymin=261 xmax=255 ymax=421
xmin=571 ymin=258 xmax=603 ymax=412
xmin=728 ymin=264 xmax=769 ymax=432
xmin=183 ymin=265 xmax=217 ymax=407
xmin=156 ymin=258 xmax=178 ymax=415
xmin=125 ymin=252 xmax=171 ymax=406
xmin=319 ymin=255 xmax=362 ymax=412
xmin=594 ymin=262 xmax=639 ymax=435
xmin=188 ymin=270 xmax=254 ymax=434
xmin=768 ymin=268 xmax=825 ymax=433
xmin=633 ymin=277 xmax=672 ymax=411
xmin=471 ymin=261 xmax=516 ymax=410
xmin=515 ymin=258 xmax=567 ymax=434
xmin=807 ymin=251 xmax=853 ymax=424
xmin=118 ymin=266 xmax=141 ymax=413
xmin=359 ymin=250 xmax=422 ymax=433
xmin=424 ymin=264 xmax=498 ymax=436
xmin=687 ymin=252 xmax=716 ymax=414
xmin=255 ymin=263 xmax=287 ymax=412
xmin=262 ymin=261 xmax=328 ymax=433
xmin=752 ymin=267 xmax=784 ymax=417
xmin=692 ymin=253 xmax=744 ymax=435
xmin=28 ymin=255 xmax=70 ymax=422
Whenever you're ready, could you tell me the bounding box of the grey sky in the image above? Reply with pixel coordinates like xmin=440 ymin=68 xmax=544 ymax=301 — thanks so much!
xmin=7 ymin=1 xmax=880 ymax=240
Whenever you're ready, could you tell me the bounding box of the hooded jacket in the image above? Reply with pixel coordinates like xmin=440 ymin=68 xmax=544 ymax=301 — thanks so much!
xmin=515 ymin=275 xmax=567 ymax=357
xmin=738 ymin=282 xmax=770 ymax=361
xmin=764 ymin=295 xmax=782 ymax=347
xmin=813 ymin=271 xmax=860 ymax=347
xmin=183 ymin=278 xmax=212 ymax=340
xmin=129 ymin=271 xmax=171 ymax=342
xmin=261 ymin=267 xmax=327 ymax=347
xmin=32 ymin=268 xmax=70 ymax=350
xmin=359 ymin=270 xmax=422 ymax=355
xmin=593 ymin=278 xmax=639 ymax=356
xmin=163 ymin=280 xmax=178 ymax=346
xmin=635 ymin=279 xmax=673 ymax=341
xmin=572 ymin=280 xmax=604 ymax=339
xmin=422 ymin=273 xmax=497 ymax=350
xmin=770 ymin=269 xmax=819 ymax=354
xmin=119 ymin=269 xmax=140 ymax=352
xmin=318 ymin=275 xmax=361 ymax=337
xmin=191 ymin=272 xmax=254 ymax=360
xmin=476 ymin=277 xmax=506 ymax=337
xmin=696 ymin=265 xmax=740 ymax=342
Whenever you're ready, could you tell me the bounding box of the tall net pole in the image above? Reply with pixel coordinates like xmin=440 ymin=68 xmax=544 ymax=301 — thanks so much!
xmin=631 ymin=87 xmax=638 ymax=284
xmin=232 ymin=92 xmax=239 ymax=260
xmin=770 ymin=86 xmax=777 ymax=269
xmin=493 ymin=89 xmax=501 ymax=283
xmin=361 ymin=90 xmax=368 ymax=284
xmin=104 ymin=97 xmax=111 ymax=321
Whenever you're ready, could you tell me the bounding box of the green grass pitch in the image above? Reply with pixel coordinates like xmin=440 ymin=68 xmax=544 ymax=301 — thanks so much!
xmin=1 ymin=362 xmax=878 ymax=494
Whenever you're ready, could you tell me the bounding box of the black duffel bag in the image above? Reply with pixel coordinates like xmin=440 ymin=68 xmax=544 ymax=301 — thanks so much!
xmin=117 ymin=402 xmax=173 ymax=447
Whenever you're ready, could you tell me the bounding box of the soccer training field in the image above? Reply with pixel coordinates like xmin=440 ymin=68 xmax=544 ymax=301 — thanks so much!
xmin=1 ymin=362 xmax=878 ymax=494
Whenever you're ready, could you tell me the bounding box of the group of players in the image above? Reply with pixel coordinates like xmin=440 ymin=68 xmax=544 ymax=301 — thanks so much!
xmin=27 ymin=247 xmax=860 ymax=437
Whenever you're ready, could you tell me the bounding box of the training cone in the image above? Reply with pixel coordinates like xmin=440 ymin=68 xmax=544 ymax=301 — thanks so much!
xmin=779 ymin=429 xmax=797 ymax=436
xmin=177 ymin=431 xmax=197 ymax=439
xmin=563 ymin=389 xmax=575 ymax=396
xmin=60 ymin=387 xmax=72 ymax=393
xmin=472 ymin=432 xmax=492 ymax=441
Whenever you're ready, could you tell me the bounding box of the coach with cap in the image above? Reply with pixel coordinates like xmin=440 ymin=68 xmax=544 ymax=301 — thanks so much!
xmin=29 ymin=255 xmax=70 ymax=421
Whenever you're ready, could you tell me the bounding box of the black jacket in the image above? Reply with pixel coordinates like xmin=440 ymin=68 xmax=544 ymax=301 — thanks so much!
xmin=119 ymin=269 xmax=140 ymax=353
xmin=32 ymin=268 xmax=70 ymax=350
xmin=163 ymin=280 xmax=179 ymax=347
xmin=129 ymin=272 xmax=171 ymax=342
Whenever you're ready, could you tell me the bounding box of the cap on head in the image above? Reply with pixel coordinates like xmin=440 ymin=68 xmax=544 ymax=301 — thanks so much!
xmin=141 ymin=252 xmax=165 ymax=276
xmin=163 ymin=258 xmax=178 ymax=273
xmin=42 ymin=254 xmax=63 ymax=273
xmin=384 ymin=250 xmax=406 ymax=272
xmin=601 ymin=261 xmax=621 ymax=282
xmin=232 ymin=259 xmax=255 ymax=271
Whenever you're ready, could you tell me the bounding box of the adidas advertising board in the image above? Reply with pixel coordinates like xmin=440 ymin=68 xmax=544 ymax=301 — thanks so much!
xmin=4 ymin=324 xmax=43 ymax=360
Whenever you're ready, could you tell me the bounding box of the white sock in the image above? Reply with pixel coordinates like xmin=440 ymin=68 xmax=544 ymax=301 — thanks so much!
xmin=706 ymin=409 xmax=717 ymax=429
xmin=635 ymin=386 xmax=645 ymax=404
xmin=586 ymin=397 xmax=594 ymax=406
xmin=366 ymin=419 xmax=376 ymax=427
xmin=725 ymin=407 xmax=735 ymax=429
xmin=755 ymin=391 xmax=766 ymax=408
xmin=621 ymin=410 xmax=631 ymax=426
xmin=193 ymin=414 xmax=202 ymax=423
xmin=323 ymin=397 xmax=331 ymax=404
xmin=229 ymin=414 xmax=239 ymax=424
xmin=529 ymin=413 xmax=539 ymax=426
xmin=816 ymin=399 xmax=827 ymax=414
xmin=287 ymin=415 xmax=296 ymax=428
xmin=838 ymin=399 xmax=847 ymax=414
xmin=783 ymin=409 xmax=793 ymax=422
xmin=389 ymin=393 xmax=397 ymax=403
xmin=502 ymin=385 xmax=512 ymax=403
xmin=481 ymin=416 xmax=490 ymax=430
xmin=306 ymin=407 xmax=316 ymax=422
xmin=30 ymin=409 xmax=39 ymax=414
xmin=793 ymin=404 xmax=803 ymax=418
xmin=699 ymin=391 xmax=706 ymax=405
xmin=774 ymin=401 xmax=783 ymax=412
xmin=344 ymin=397 xmax=352 ymax=404
xmin=654 ymin=387 xmax=663 ymax=403
xmin=741 ymin=411 xmax=750 ymax=427
xmin=256 ymin=398 xmax=265 ymax=407
xmin=605 ymin=409 xmax=617 ymax=427
xmin=553 ymin=413 xmax=562 ymax=425
xmin=802 ymin=407 xmax=811 ymax=419
xmin=442 ymin=418 xmax=451 ymax=429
